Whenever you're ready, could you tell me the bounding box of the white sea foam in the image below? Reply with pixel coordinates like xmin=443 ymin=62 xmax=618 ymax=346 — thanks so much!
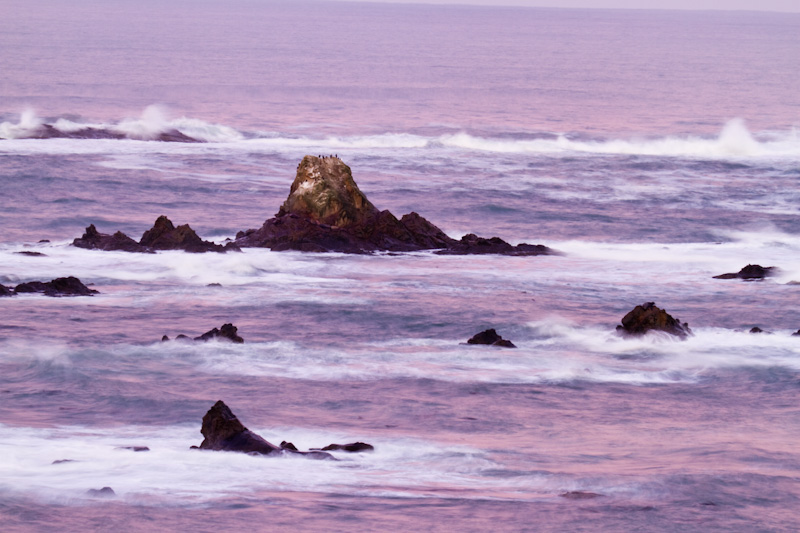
xmin=0 ymin=423 xmax=570 ymax=504
xmin=3 ymin=111 xmax=798 ymax=163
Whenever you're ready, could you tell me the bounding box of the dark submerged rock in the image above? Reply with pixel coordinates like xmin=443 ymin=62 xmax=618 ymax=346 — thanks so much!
xmin=197 ymin=400 xmax=334 ymax=460
xmin=467 ymin=328 xmax=517 ymax=348
xmin=792 ymin=329 xmax=800 ymax=337
xmin=616 ymin=302 xmax=692 ymax=339
xmin=115 ymin=446 xmax=150 ymax=452
xmin=194 ymin=323 xmax=244 ymax=343
xmin=315 ymin=442 xmax=375 ymax=453
xmin=13 ymin=276 xmax=98 ymax=297
xmin=235 ymin=155 xmax=553 ymax=256
xmin=86 ymin=487 xmax=116 ymax=497
xmin=15 ymin=251 xmax=46 ymax=257
xmin=561 ymin=491 xmax=603 ymax=500
xmin=0 ymin=285 xmax=15 ymax=297
xmin=749 ymin=327 xmax=765 ymax=334
xmin=713 ymin=264 xmax=776 ymax=280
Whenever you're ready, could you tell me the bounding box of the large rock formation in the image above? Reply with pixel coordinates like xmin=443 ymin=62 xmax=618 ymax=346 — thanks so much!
xmin=235 ymin=155 xmax=552 ymax=255
xmin=195 ymin=401 xmax=334 ymax=459
xmin=616 ymin=302 xmax=692 ymax=339
xmin=713 ymin=264 xmax=776 ymax=280
xmin=73 ymin=216 xmax=238 ymax=253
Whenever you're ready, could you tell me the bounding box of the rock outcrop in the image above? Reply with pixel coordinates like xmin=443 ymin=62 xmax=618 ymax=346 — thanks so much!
xmin=0 ymin=284 xmax=14 ymax=297
xmin=194 ymin=323 xmax=244 ymax=343
xmin=73 ymin=216 xmax=238 ymax=253
xmin=235 ymin=155 xmax=552 ymax=255
xmin=11 ymin=276 xmax=98 ymax=297
xmin=466 ymin=328 xmax=517 ymax=348
xmin=312 ymin=442 xmax=375 ymax=453
xmin=616 ymin=302 xmax=692 ymax=339
xmin=713 ymin=264 xmax=776 ymax=280
xmin=162 ymin=323 xmax=244 ymax=343
xmin=195 ymin=401 xmax=334 ymax=459
xmin=195 ymin=401 xmax=374 ymax=460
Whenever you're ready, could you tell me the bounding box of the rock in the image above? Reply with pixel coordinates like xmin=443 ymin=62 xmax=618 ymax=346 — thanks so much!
xmin=467 ymin=328 xmax=517 ymax=348
xmin=72 ymin=218 xmax=239 ymax=254
xmin=280 ymin=441 xmax=298 ymax=451
xmin=437 ymin=234 xmax=551 ymax=256
xmin=13 ymin=276 xmax=98 ymax=297
xmin=52 ymin=459 xmax=76 ymax=464
xmin=86 ymin=487 xmax=116 ymax=497
xmin=561 ymin=491 xmax=602 ymax=500
xmin=235 ymin=155 xmax=553 ymax=256
xmin=749 ymin=327 xmax=765 ymax=334
xmin=713 ymin=264 xmax=776 ymax=280
xmin=616 ymin=302 xmax=692 ymax=339
xmin=72 ymin=224 xmax=151 ymax=253
xmin=140 ymin=215 xmax=235 ymax=253
xmin=197 ymin=401 xmax=334 ymax=460
xmin=314 ymin=442 xmax=374 ymax=453
xmin=15 ymin=251 xmax=46 ymax=256
xmin=161 ymin=335 xmax=170 ymax=342
xmin=115 ymin=446 xmax=150 ymax=452
xmin=194 ymin=323 xmax=244 ymax=343
xmin=0 ymin=285 xmax=15 ymax=297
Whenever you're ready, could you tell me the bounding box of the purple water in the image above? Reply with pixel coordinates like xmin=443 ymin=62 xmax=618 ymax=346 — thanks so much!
xmin=2 ymin=1 xmax=800 ymax=531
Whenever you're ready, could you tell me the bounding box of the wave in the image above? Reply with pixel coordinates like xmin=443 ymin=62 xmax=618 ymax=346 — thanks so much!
xmin=1 ymin=108 xmax=798 ymax=160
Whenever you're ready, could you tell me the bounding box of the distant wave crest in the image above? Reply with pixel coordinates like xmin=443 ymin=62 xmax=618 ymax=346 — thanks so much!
xmin=1 ymin=109 xmax=797 ymax=160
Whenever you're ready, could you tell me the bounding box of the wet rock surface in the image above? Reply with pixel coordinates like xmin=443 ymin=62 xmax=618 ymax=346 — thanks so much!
xmin=162 ymin=323 xmax=244 ymax=343
xmin=467 ymin=328 xmax=517 ymax=348
xmin=616 ymin=302 xmax=692 ymax=339
xmin=73 ymin=216 xmax=237 ymax=253
xmin=196 ymin=401 xmax=335 ymax=460
xmin=10 ymin=276 xmax=98 ymax=297
xmin=195 ymin=323 xmax=244 ymax=343
xmin=235 ymin=155 xmax=552 ymax=255
xmin=713 ymin=264 xmax=776 ymax=280
xmin=312 ymin=442 xmax=375 ymax=453
xmin=25 ymin=123 xmax=200 ymax=143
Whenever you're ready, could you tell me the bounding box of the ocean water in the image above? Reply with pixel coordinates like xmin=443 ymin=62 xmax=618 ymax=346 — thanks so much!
xmin=2 ymin=1 xmax=800 ymax=531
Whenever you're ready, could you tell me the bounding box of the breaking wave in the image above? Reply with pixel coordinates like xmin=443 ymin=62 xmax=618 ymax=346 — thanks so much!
xmin=1 ymin=109 xmax=798 ymax=160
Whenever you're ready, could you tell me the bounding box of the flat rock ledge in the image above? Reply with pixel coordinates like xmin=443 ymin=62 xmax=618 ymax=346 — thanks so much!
xmin=72 ymin=216 xmax=239 ymax=253
xmin=713 ymin=264 xmax=776 ymax=280
xmin=616 ymin=302 xmax=692 ymax=339
xmin=2 ymin=276 xmax=97 ymax=297
xmin=234 ymin=155 xmax=553 ymax=255
xmin=193 ymin=401 xmax=373 ymax=460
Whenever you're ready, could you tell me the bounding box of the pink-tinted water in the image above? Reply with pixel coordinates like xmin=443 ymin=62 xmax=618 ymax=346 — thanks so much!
xmin=1 ymin=1 xmax=800 ymax=531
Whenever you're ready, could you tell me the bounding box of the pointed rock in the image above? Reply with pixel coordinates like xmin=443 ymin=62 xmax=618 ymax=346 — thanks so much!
xmin=72 ymin=224 xmax=150 ymax=252
xmin=467 ymin=328 xmax=517 ymax=348
xmin=713 ymin=264 xmax=776 ymax=280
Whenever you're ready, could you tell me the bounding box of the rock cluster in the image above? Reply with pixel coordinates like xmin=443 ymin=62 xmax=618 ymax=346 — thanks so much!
xmin=28 ymin=123 xmax=200 ymax=143
xmin=1 ymin=276 xmax=97 ymax=297
xmin=235 ymin=155 xmax=552 ymax=255
xmin=194 ymin=401 xmax=374 ymax=459
xmin=713 ymin=264 xmax=776 ymax=280
xmin=162 ymin=323 xmax=244 ymax=343
xmin=616 ymin=302 xmax=692 ymax=339
xmin=467 ymin=328 xmax=517 ymax=348
xmin=73 ymin=216 xmax=238 ymax=253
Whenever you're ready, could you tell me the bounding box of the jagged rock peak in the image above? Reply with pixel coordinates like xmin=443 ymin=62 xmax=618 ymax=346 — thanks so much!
xmin=277 ymin=155 xmax=379 ymax=228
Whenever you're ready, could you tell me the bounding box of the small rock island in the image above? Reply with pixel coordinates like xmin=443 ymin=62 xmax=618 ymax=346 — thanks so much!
xmin=235 ymin=155 xmax=553 ymax=255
